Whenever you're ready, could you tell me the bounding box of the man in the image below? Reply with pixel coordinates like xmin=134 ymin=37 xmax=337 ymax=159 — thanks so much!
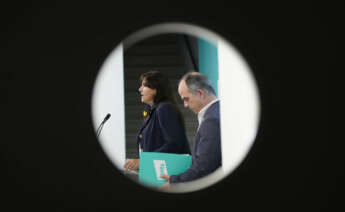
xmin=161 ymin=72 xmax=222 ymax=188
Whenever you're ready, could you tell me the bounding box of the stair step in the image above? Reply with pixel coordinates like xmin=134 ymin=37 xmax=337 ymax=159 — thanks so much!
xmin=125 ymin=44 xmax=180 ymax=56
xmin=131 ymin=34 xmax=179 ymax=45
xmin=124 ymin=55 xmax=184 ymax=66
xmin=124 ymin=67 xmax=187 ymax=79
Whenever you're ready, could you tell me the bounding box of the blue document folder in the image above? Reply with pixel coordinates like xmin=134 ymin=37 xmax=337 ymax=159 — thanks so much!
xmin=138 ymin=152 xmax=192 ymax=187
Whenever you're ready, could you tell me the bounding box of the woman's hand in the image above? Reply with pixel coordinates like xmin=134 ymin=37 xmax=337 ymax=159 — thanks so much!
xmin=123 ymin=159 xmax=140 ymax=171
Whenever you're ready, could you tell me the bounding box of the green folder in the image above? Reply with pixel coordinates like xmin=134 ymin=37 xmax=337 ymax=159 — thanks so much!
xmin=138 ymin=152 xmax=192 ymax=187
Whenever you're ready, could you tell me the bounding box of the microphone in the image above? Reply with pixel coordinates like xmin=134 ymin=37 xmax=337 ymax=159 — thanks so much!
xmin=96 ymin=113 xmax=111 ymax=137
xmin=103 ymin=113 xmax=111 ymax=123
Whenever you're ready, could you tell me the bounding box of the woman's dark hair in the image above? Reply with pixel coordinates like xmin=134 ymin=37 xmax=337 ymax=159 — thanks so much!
xmin=139 ymin=70 xmax=185 ymax=127
xmin=140 ymin=70 xmax=178 ymax=105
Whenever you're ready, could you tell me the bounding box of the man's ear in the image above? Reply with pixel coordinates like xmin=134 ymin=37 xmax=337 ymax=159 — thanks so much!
xmin=196 ymin=89 xmax=205 ymax=99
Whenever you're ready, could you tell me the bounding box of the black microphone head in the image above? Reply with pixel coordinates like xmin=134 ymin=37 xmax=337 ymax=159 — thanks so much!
xmin=104 ymin=113 xmax=111 ymax=121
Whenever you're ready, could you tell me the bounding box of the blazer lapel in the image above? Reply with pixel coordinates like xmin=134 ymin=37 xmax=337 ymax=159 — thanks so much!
xmin=138 ymin=104 xmax=156 ymax=133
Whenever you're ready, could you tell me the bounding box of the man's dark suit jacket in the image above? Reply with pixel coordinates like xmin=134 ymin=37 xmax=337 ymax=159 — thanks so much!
xmin=136 ymin=103 xmax=191 ymax=154
xmin=170 ymin=101 xmax=222 ymax=183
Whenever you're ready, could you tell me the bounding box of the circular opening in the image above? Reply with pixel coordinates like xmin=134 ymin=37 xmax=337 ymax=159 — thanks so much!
xmin=91 ymin=23 xmax=260 ymax=193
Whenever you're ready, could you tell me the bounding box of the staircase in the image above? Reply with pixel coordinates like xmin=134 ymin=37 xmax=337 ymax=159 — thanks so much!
xmin=124 ymin=34 xmax=198 ymax=159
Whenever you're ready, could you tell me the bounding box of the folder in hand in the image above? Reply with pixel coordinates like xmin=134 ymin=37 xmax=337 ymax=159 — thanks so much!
xmin=138 ymin=152 xmax=192 ymax=187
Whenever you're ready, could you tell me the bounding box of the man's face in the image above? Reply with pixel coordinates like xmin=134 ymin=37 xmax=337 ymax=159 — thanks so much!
xmin=178 ymin=80 xmax=202 ymax=114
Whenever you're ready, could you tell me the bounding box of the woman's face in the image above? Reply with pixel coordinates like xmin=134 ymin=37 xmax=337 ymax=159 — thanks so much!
xmin=138 ymin=79 xmax=157 ymax=105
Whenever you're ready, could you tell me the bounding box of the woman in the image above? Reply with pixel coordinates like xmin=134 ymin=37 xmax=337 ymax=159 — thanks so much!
xmin=124 ymin=71 xmax=191 ymax=171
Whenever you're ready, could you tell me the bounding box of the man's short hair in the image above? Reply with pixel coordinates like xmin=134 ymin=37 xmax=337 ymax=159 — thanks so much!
xmin=180 ymin=72 xmax=216 ymax=95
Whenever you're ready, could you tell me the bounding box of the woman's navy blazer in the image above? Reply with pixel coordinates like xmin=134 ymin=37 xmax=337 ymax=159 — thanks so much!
xmin=136 ymin=103 xmax=191 ymax=154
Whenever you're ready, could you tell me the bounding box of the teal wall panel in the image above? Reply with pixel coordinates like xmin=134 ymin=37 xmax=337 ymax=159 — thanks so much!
xmin=198 ymin=38 xmax=218 ymax=96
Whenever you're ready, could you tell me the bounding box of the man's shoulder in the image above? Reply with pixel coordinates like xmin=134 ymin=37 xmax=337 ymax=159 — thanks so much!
xmin=199 ymin=101 xmax=221 ymax=132
xmin=204 ymin=101 xmax=220 ymax=119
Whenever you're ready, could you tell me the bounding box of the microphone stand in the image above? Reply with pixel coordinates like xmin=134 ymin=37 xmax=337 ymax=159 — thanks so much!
xmin=96 ymin=113 xmax=111 ymax=138
xmin=96 ymin=123 xmax=105 ymax=138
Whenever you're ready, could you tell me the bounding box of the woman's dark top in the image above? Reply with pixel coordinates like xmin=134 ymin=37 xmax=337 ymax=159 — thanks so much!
xmin=136 ymin=103 xmax=191 ymax=154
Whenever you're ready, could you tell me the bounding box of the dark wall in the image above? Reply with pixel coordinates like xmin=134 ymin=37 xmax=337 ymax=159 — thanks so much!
xmin=178 ymin=34 xmax=199 ymax=72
